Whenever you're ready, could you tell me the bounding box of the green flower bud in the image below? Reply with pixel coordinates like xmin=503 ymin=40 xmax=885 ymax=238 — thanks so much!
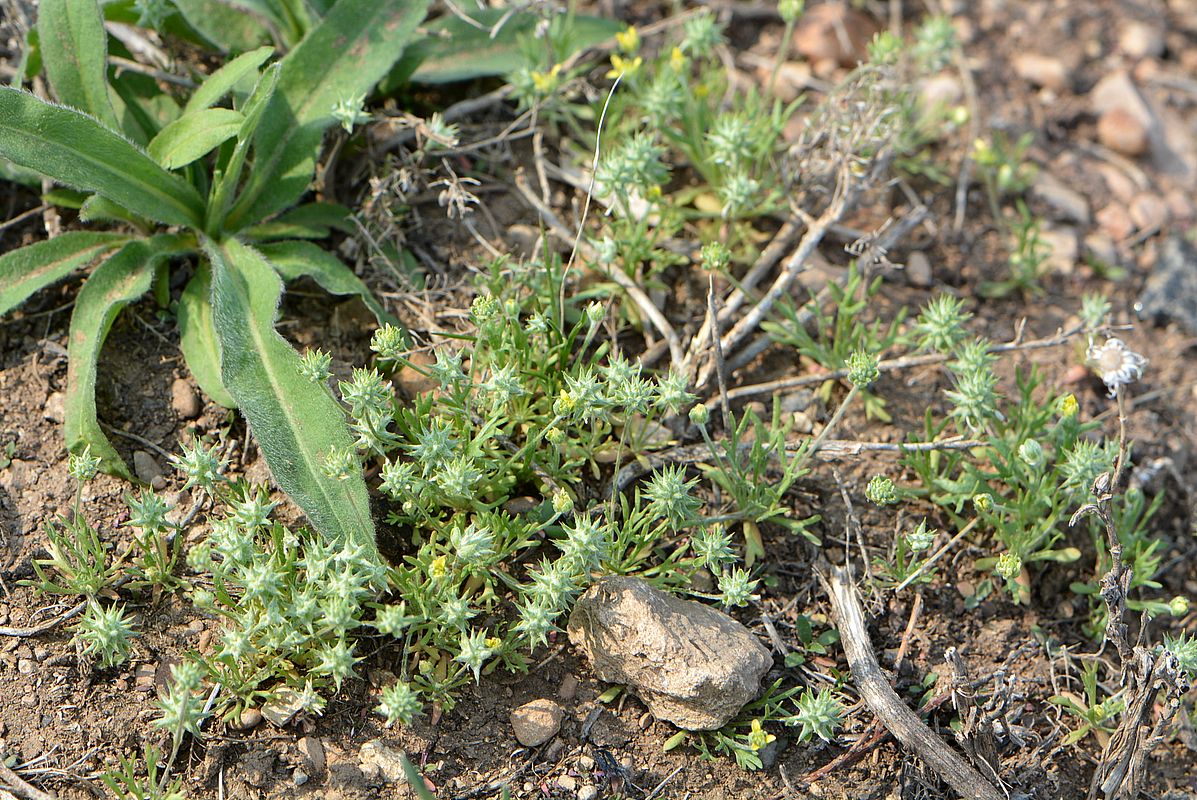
xmin=689 ymin=403 xmax=710 ymax=426
xmin=1018 ymin=439 xmax=1045 ymax=469
xmin=865 ymin=475 xmax=898 ymax=506
xmin=973 ymin=493 xmax=993 ymax=513
xmin=1170 ymin=596 xmax=1190 ymax=617
xmin=995 ymin=553 xmax=1022 ymax=581
xmin=847 ymin=350 xmax=880 ymax=388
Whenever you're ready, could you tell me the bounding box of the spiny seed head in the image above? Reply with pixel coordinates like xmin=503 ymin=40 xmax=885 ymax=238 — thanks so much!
xmin=299 ymin=348 xmax=333 ymax=383
xmin=370 ymin=324 xmax=407 ymax=361
xmin=378 ymin=681 xmax=422 ymax=727
xmin=847 ymin=350 xmax=880 ymax=388
xmin=68 ymin=445 xmax=102 ymax=483
xmin=865 ymin=475 xmax=898 ymax=506
xmin=995 ymin=552 xmax=1022 ymax=581
xmin=905 ymin=520 xmax=936 ymax=552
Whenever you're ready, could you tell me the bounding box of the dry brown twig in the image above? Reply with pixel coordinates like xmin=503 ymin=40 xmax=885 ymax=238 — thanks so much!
xmin=821 ymin=564 xmax=1007 ymax=800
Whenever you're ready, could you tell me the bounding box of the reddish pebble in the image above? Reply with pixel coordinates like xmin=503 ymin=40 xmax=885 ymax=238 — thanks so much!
xmin=1097 ymin=107 xmax=1148 ymax=157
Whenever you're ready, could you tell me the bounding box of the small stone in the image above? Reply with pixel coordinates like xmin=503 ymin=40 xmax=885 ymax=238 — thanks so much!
xmin=1031 ymin=172 xmax=1090 ymax=225
xmin=1013 ymin=53 xmax=1069 ymax=91
xmin=578 ymin=786 xmax=599 ymax=800
xmin=557 ymin=674 xmax=579 ymax=702
xmin=904 ymin=251 xmax=933 ymax=287
xmin=1119 ymin=21 xmax=1165 ymax=59
xmin=395 ymin=350 xmax=437 ymax=398
xmin=1137 ymin=235 xmax=1197 ymax=335
xmin=919 ymin=74 xmax=963 ymax=114
xmin=170 ymin=378 xmax=201 ymax=419
xmin=510 ymin=699 xmax=564 ymax=747
xmin=1098 ymin=108 xmax=1149 ymax=157
xmin=262 ymin=687 xmax=305 ymax=727
xmin=779 ymin=390 xmax=814 ymax=414
xmin=229 ymin=708 xmax=263 ymax=731
xmin=1096 ymin=204 xmax=1134 ymax=241
xmin=792 ymin=4 xmax=878 ymax=69
xmin=1129 ymin=193 xmax=1169 ymax=232
xmin=555 ymin=775 xmax=577 ymax=792
xmin=17 ymin=658 xmax=35 ymax=675
xmin=577 ymin=755 xmax=595 ymax=772
xmin=567 ymin=576 xmax=772 ymax=730
xmin=133 ymin=451 xmax=165 ymax=489
xmin=293 ymin=769 xmax=309 ymax=786
xmin=298 ymin=736 xmax=326 ymax=774
xmin=358 ymin=739 xmax=407 ymax=783
xmin=1039 ymin=227 xmax=1080 ymax=275
xmin=43 ymin=392 xmax=65 ymax=423
xmin=1083 ymin=232 xmax=1119 ymax=268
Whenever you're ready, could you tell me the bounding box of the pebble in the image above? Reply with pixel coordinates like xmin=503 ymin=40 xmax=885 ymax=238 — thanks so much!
xmin=510 ymin=698 xmax=564 ymax=747
xmin=557 ymin=674 xmax=579 ymax=702
xmin=904 ymin=251 xmax=933 ymax=287
xmin=1013 ymin=53 xmax=1069 ymax=91
xmin=1129 ymin=192 xmax=1169 ymax=232
xmin=577 ymin=755 xmax=595 ymax=771
xmin=555 ymin=775 xmax=577 ymax=792
xmin=1119 ymin=21 xmax=1165 ymax=59
xmin=43 ymin=392 xmax=65 ymax=423
xmin=394 ymin=351 xmax=437 ymax=398
xmin=1096 ymin=204 xmax=1134 ymax=241
xmin=171 ymin=378 xmax=202 ymax=419
xmin=229 ymin=708 xmax=263 ymax=731
xmin=792 ymin=4 xmax=878 ymax=70
xmin=1083 ymin=232 xmax=1119 ymax=267
xmin=358 ymin=739 xmax=407 ymax=783
xmin=578 ymin=786 xmax=599 ymax=800
xmin=298 ymin=736 xmax=326 ymax=774
xmin=1097 ymin=108 xmax=1149 ymax=157
xmin=17 ymin=658 xmax=35 ymax=675
xmin=293 ymin=769 xmax=309 ymax=786
xmin=133 ymin=450 xmax=166 ymax=489
xmin=1039 ymin=227 xmax=1079 ymax=275
xmin=1031 ymin=172 xmax=1090 ymax=225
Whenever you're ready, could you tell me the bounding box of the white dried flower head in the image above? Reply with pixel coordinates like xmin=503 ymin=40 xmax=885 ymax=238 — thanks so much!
xmin=1086 ymin=338 xmax=1147 ymax=397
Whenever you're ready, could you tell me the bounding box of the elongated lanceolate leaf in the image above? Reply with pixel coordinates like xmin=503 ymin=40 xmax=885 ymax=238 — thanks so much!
xmin=38 ymin=0 xmax=120 ymax=130
xmin=64 ymin=235 xmax=187 ymax=478
xmin=148 ymin=107 xmax=244 ymax=169
xmin=184 ymin=46 xmax=274 ymax=115
xmin=0 ymin=232 xmax=130 ymax=316
xmin=177 ymin=264 xmax=236 ymax=408
xmin=205 ymin=237 xmax=378 ymax=562
xmin=403 ymin=11 xmax=620 ymax=85
xmin=258 ymin=239 xmax=398 ymax=326
xmin=207 ymin=63 xmax=280 ymax=234
xmin=0 ymin=88 xmax=206 ymax=228
xmin=171 ymin=0 xmax=273 ymax=52
xmin=224 ymin=0 xmax=431 ymax=231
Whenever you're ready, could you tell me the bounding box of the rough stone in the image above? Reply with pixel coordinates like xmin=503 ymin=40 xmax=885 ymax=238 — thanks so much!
xmin=792 ymin=4 xmax=878 ymax=70
xmin=1039 ymin=227 xmax=1080 ymax=275
xmin=1137 ymin=235 xmax=1197 ymax=335
xmin=1119 ymin=21 xmax=1165 ymax=59
xmin=1097 ymin=107 xmax=1148 ymax=157
xmin=229 ymin=708 xmax=263 ymax=731
xmin=358 ymin=739 xmax=408 ymax=783
xmin=1096 ymin=204 xmax=1134 ymax=241
xmin=1012 ymin=53 xmax=1069 ymax=91
xmin=578 ymin=785 xmax=599 ymax=800
xmin=43 ymin=392 xmax=65 ymax=423
xmin=1128 ymin=192 xmax=1169 ymax=232
xmin=132 ymin=451 xmax=165 ymax=489
xmin=904 ymin=251 xmax=933 ymax=287
xmin=567 ymin=576 xmax=772 ymax=730
xmin=170 ymin=378 xmax=201 ymax=419
xmin=557 ymin=673 xmax=579 ymax=702
xmin=510 ymin=698 xmax=564 ymax=747
xmin=1031 ymin=172 xmax=1090 ymax=225
xmin=298 ymin=736 xmax=326 ymax=774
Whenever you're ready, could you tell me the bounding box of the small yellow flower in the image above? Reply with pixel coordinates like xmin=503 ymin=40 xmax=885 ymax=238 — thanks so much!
xmin=429 ymin=555 xmax=448 ymax=580
xmin=484 ymin=636 xmax=502 ymax=650
xmin=669 ymin=46 xmax=686 ymax=72
xmin=615 ymin=25 xmax=639 ymax=53
xmin=606 ymin=54 xmax=643 ymax=80
xmin=1057 ymin=393 xmax=1079 ymax=418
xmin=530 ymin=63 xmax=562 ymax=94
xmin=747 ymin=719 xmax=776 ymax=751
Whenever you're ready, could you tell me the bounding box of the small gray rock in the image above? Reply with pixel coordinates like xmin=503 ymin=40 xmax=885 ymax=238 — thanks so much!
xmin=1031 ymin=172 xmax=1090 ymax=225
xmin=229 ymin=708 xmax=263 ymax=731
xmin=567 ymin=576 xmax=772 ymax=730
xmin=904 ymin=251 xmax=933 ymax=288
xmin=170 ymin=378 xmax=202 ymax=419
xmin=43 ymin=392 xmax=65 ymax=423
xmin=358 ymin=739 xmax=407 ymax=783
xmin=133 ymin=450 xmax=165 ymax=489
xmin=510 ymin=698 xmax=564 ymax=747
xmin=298 ymin=736 xmax=326 ymax=774
xmin=1137 ymin=235 xmax=1197 ymax=335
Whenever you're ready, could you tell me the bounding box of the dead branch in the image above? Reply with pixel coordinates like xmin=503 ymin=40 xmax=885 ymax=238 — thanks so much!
xmin=821 ymin=566 xmax=1006 ymax=800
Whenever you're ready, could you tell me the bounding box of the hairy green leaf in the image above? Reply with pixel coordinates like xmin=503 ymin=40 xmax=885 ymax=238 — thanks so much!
xmin=148 ymin=107 xmax=244 ymax=169
xmin=224 ymin=0 xmax=431 ymax=231
xmin=206 ymin=237 xmax=378 ymax=561
xmin=38 ymin=0 xmax=120 ymax=130
xmin=171 ymin=0 xmax=274 ymax=52
xmin=258 ymin=239 xmax=398 ymax=326
xmin=178 ymin=264 xmax=236 ymax=408
xmin=207 ymin=63 xmax=280 ymax=234
xmin=64 ymin=235 xmax=187 ymax=478
xmin=0 ymin=88 xmax=206 ymax=228
xmin=403 ymin=11 xmax=620 ymax=85
xmin=242 ymin=201 xmax=355 ymax=240
xmin=0 ymin=232 xmax=130 ymax=317
xmin=184 ymin=46 xmax=274 ymax=115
